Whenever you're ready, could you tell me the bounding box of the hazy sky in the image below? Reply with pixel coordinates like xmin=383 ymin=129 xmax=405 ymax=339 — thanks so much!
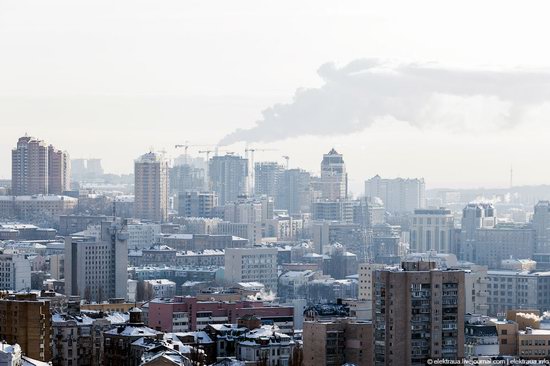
xmin=2 ymin=0 xmax=550 ymax=194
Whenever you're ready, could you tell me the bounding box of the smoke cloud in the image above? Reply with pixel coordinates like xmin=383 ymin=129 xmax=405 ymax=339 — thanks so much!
xmin=219 ymin=59 xmax=550 ymax=145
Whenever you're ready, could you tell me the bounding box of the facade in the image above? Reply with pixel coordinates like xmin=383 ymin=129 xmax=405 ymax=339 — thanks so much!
xmin=410 ymin=208 xmax=455 ymax=253
xmin=311 ymin=200 xmax=356 ymax=223
xmin=486 ymin=270 xmax=550 ymax=315
xmin=471 ymin=225 xmax=535 ymax=268
xmin=143 ymin=279 xmax=177 ymax=299
xmin=224 ymin=247 xmax=278 ymax=291
xmin=459 ymin=203 xmax=496 ymax=261
xmin=147 ymin=297 xmax=294 ymax=333
xmin=235 ymin=326 xmax=295 ymax=366
xmin=532 ymin=200 xmax=550 ymax=253
xmin=209 ymin=154 xmax=248 ymax=204
xmin=11 ymin=136 xmax=49 ymax=196
xmin=134 ymin=152 xmax=169 ymax=223
xmin=0 ymin=252 xmax=31 ymax=292
xmin=0 ymin=293 xmax=53 ymax=362
xmin=373 ymin=261 xmax=465 ymax=365
xmin=254 ymin=162 xmax=284 ymax=200
xmin=47 ymin=145 xmax=71 ymax=195
xmin=177 ymin=191 xmax=217 ymax=218
xmin=303 ymin=319 xmax=373 ymax=366
xmin=518 ymin=328 xmax=550 ymax=360
xmin=0 ymin=195 xmax=77 ymax=221
xmin=65 ymin=221 xmax=129 ymax=302
xmin=365 ymin=175 xmax=425 ymax=214
xmin=169 ymin=164 xmax=205 ymax=195
xmin=276 ymin=169 xmax=311 ymax=215
xmin=319 ymin=148 xmax=348 ymax=200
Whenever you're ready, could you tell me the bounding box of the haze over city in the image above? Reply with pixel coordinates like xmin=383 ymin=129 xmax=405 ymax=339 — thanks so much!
xmin=3 ymin=1 xmax=550 ymax=190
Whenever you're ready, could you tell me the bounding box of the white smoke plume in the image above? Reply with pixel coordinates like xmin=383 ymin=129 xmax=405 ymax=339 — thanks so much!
xmin=219 ymin=59 xmax=550 ymax=145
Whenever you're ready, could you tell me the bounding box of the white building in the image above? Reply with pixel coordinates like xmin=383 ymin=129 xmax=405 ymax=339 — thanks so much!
xmin=144 ymin=279 xmax=176 ymax=299
xmin=236 ymin=326 xmax=295 ymax=366
xmin=77 ymin=220 xmax=161 ymax=250
xmin=224 ymin=247 xmax=278 ymax=290
xmin=0 ymin=252 xmax=31 ymax=292
xmin=364 ymin=175 xmax=426 ymax=214
xmin=410 ymin=208 xmax=455 ymax=253
xmin=320 ymin=148 xmax=348 ymax=200
xmin=65 ymin=221 xmax=129 ymax=302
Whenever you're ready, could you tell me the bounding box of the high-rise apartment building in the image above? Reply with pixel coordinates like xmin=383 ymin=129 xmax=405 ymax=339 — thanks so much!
xmin=47 ymin=145 xmax=71 ymax=194
xmin=410 ymin=208 xmax=455 ymax=253
xmin=365 ymin=176 xmax=426 ymax=214
xmin=303 ymin=319 xmax=373 ymax=366
xmin=134 ymin=152 xmax=169 ymax=222
xmin=532 ymin=201 xmax=550 ymax=253
xmin=178 ymin=191 xmax=217 ymax=218
xmin=0 ymin=293 xmax=53 ymax=362
xmin=12 ymin=136 xmax=70 ymax=196
xmin=255 ymin=162 xmax=284 ymax=199
xmin=65 ymin=221 xmax=129 ymax=302
xmin=169 ymin=164 xmax=205 ymax=194
xmin=11 ymin=136 xmax=49 ymax=195
xmin=373 ymin=261 xmax=465 ymax=365
xmin=224 ymin=247 xmax=278 ymax=290
xmin=209 ymin=154 xmax=248 ymax=204
xmin=276 ymin=168 xmax=311 ymax=214
xmin=320 ymin=148 xmax=348 ymax=200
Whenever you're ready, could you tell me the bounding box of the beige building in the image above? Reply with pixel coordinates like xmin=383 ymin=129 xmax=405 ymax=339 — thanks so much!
xmin=47 ymin=145 xmax=71 ymax=194
xmin=134 ymin=152 xmax=169 ymax=223
xmin=489 ymin=317 xmax=518 ymax=356
xmin=518 ymin=328 xmax=550 ymax=359
xmin=11 ymin=136 xmax=70 ymax=196
xmin=410 ymin=208 xmax=455 ymax=253
xmin=224 ymin=247 xmax=278 ymax=290
xmin=0 ymin=293 xmax=52 ymax=362
xmin=303 ymin=319 xmax=373 ymax=366
xmin=0 ymin=195 xmax=77 ymax=221
xmin=373 ymin=261 xmax=465 ymax=365
xmin=11 ymin=136 xmax=49 ymax=196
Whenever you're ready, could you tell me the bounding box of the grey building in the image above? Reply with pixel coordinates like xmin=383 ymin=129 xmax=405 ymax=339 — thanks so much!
xmin=178 ymin=191 xmax=217 ymax=218
xmin=365 ymin=175 xmax=426 ymax=214
xmin=65 ymin=221 xmax=129 ymax=302
xmin=209 ymin=154 xmax=248 ymax=204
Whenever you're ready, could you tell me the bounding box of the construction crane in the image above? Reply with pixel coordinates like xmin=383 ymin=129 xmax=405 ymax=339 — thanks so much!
xmin=244 ymin=147 xmax=279 ymax=196
xmin=175 ymin=143 xmax=211 ymax=165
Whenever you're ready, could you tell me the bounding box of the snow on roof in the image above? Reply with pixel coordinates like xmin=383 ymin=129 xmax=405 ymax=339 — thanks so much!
xmin=105 ymin=325 xmax=160 ymax=337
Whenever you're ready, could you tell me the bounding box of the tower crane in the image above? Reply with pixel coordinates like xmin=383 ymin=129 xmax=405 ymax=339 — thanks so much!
xmin=175 ymin=142 xmax=211 ymax=164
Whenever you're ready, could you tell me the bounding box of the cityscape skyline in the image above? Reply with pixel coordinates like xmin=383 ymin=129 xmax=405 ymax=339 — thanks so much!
xmin=3 ymin=1 xmax=550 ymax=190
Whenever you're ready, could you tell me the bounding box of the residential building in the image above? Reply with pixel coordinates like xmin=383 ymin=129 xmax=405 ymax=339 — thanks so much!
xmin=11 ymin=136 xmax=49 ymax=196
xmin=275 ymin=169 xmax=311 ymax=215
xmin=0 ymin=252 xmax=31 ymax=291
xmin=236 ymin=325 xmax=295 ymax=366
xmin=311 ymin=200 xmax=356 ymax=223
xmin=303 ymin=319 xmax=373 ymax=366
xmin=364 ymin=175 xmax=426 ymax=214
xmin=518 ymin=328 xmax=550 ymax=360
xmin=146 ymin=297 xmax=294 ymax=333
xmin=464 ymin=314 xmax=499 ymax=358
xmin=224 ymin=247 xmax=278 ymax=291
xmin=486 ymin=270 xmax=550 ymax=315
xmin=134 ymin=152 xmax=169 ymax=223
xmin=169 ymin=163 xmax=205 ymax=195
xmin=0 ymin=195 xmax=78 ymax=222
xmin=209 ymin=154 xmax=248 ymax=204
xmin=177 ymin=191 xmax=217 ymax=218
xmin=0 ymin=293 xmax=52 ymax=362
xmin=254 ymin=162 xmax=284 ymax=200
xmin=47 ymin=145 xmax=71 ymax=195
xmin=144 ymin=279 xmax=176 ymax=299
xmin=533 ymin=201 xmax=550 ymax=253
xmin=410 ymin=208 xmax=455 ymax=253
xmin=373 ymin=261 xmax=465 ymax=365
